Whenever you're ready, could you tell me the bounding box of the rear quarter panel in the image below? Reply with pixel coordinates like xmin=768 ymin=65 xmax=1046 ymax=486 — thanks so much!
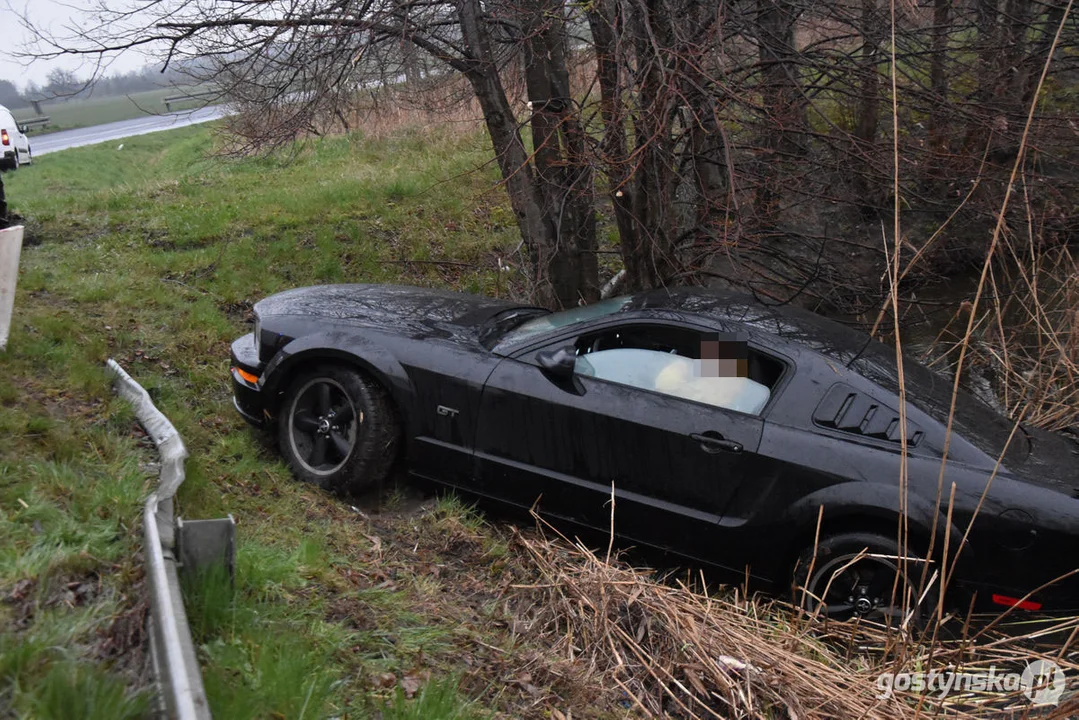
xmin=729 ymin=336 xmax=970 ymax=581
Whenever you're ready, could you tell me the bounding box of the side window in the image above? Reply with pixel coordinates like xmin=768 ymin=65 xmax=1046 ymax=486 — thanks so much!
xmin=570 ymin=325 xmax=784 ymax=416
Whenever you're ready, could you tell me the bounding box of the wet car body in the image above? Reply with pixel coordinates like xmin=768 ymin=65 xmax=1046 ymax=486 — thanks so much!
xmin=230 ymin=284 xmax=1079 ymax=611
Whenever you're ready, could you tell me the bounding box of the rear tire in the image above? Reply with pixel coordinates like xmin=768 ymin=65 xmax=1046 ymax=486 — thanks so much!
xmin=277 ymin=365 xmax=399 ymax=493
xmin=793 ymin=531 xmax=931 ymax=625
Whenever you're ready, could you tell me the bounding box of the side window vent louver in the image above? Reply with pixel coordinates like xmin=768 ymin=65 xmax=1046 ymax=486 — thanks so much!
xmin=813 ymin=383 xmax=923 ymax=446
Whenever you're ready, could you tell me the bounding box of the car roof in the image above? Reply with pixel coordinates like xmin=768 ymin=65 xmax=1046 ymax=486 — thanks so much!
xmin=630 ymin=287 xmax=876 ymax=364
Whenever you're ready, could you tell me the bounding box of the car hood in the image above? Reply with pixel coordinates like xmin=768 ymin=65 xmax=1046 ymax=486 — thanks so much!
xmin=255 ymin=284 xmax=521 ymax=335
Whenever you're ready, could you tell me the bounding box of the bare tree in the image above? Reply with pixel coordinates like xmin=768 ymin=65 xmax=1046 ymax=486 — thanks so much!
xmin=25 ymin=0 xmax=599 ymax=308
xmin=23 ymin=0 xmax=1079 ymax=317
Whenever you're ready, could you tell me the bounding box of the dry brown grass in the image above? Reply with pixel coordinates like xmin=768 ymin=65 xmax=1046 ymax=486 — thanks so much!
xmin=905 ymin=0 xmax=1077 ymax=435
xmin=508 ymin=516 xmax=1079 ymax=719
xmin=915 ymin=233 xmax=1079 ymax=433
xmin=344 ymin=79 xmax=485 ymax=142
xmin=979 ymin=243 xmax=1077 ymax=432
xmin=217 ymin=77 xmax=486 ymax=154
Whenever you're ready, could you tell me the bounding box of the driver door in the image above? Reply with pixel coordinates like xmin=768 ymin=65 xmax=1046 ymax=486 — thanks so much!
xmin=472 ymin=323 xmax=772 ymax=561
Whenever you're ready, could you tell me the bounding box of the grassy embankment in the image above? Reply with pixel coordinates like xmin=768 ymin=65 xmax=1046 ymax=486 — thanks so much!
xmin=13 ymin=88 xmax=213 ymax=135
xmin=0 ymin=123 xmax=556 ymax=719
xmin=3 ymin=114 xmax=1077 ymax=720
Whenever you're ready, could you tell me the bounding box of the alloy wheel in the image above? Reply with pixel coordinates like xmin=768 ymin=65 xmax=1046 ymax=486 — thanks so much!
xmin=286 ymin=377 xmax=363 ymax=476
xmin=805 ymin=552 xmax=915 ymax=623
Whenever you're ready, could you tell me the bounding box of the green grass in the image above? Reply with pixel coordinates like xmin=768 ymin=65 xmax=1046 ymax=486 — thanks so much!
xmin=13 ymin=87 xmax=213 ymax=135
xmin=24 ymin=662 xmax=150 ymax=720
xmin=0 ymin=123 xmax=547 ymax=718
xmin=383 ymin=677 xmax=487 ymax=720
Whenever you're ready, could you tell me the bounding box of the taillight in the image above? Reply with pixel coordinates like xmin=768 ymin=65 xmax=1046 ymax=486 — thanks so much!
xmin=1 ymin=130 xmax=8 ymax=146
xmin=992 ymin=593 xmax=1042 ymax=611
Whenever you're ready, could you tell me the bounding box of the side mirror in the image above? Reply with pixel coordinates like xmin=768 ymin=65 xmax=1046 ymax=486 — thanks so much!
xmin=536 ymin=346 xmax=577 ymax=380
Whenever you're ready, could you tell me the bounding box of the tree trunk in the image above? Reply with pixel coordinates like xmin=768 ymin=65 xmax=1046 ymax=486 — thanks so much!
xmin=962 ymin=0 xmax=1000 ymax=154
xmin=973 ymin=0 xmax=999 ymax=108
xmin=682 ymin=1 xmax=728 ymax=239
xmin=625 ymin=0 xmax=679 ymax=290
xmin=755 ymin=0 xmax=804 ymax=222
xmin=589 ymin=0 xmax=679 ymax=291
xmin=588 ymin=0 xmax=642 ymax=285
xmin=401 ymin=39 xmax=421 ymax=86
xmin=457 ymin=0 xmax=597 ymax=308
xmin=522 ymin=0 xmax=599 ymax=305
xmin=853 ymin=0 xmax=881 ymax=149
xmin=1000 ymin=0 xmax=1032 ymax=114
xmin=1022 ymin=1 xmax=1068 ymax=107
xmin=926 ymin=0 xmax=951 ymax=152
xmin=977 ymin=0 xmax=1031 ymax=158
xmin=851 ymin=0 xmax=883 ymax=206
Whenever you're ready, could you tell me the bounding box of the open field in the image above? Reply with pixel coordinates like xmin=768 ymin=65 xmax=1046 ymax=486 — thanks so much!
xmin=12 ymin=88 xmax=212 ymax=135
xmin=0 ymin=123 xmax=538 ymax=719
xmin=3 ymin=122 xmax=1077 ymax=719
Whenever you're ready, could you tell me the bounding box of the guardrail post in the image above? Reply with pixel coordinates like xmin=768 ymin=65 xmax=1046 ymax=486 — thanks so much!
xmin=0 ymin=225 xmax=23 ymax=351
xmin=177 ymin=517 xmax=236 ymax=582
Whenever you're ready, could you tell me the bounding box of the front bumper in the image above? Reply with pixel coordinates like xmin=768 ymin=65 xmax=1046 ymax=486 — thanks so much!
xmin=230 ymin=333 xmax=267 ymax=427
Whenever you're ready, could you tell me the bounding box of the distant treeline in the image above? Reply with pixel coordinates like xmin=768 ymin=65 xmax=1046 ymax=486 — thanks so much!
xmin=0 ymin=66 xmax=195 ymax=109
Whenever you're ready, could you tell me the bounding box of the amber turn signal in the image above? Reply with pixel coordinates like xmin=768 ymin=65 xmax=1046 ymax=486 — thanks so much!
xmin=233 ymin=366 xmax=259 ymax=384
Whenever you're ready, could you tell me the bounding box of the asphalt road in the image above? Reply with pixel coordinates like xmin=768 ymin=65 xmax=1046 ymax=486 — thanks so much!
xmin=31 ymin=106 xmax=228 ymax=157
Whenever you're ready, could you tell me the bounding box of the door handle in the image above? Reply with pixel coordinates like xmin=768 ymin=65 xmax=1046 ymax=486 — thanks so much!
xmin=690 ymin=432 xmax=743 ymax=454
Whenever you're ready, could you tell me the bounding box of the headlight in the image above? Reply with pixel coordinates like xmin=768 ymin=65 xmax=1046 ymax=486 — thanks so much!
xmin=253 ymin=313 xmax=262 ymax=358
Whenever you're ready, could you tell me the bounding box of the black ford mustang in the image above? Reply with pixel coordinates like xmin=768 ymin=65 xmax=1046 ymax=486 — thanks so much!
xmin=230 ymin=284 xmax=1079 ymax=618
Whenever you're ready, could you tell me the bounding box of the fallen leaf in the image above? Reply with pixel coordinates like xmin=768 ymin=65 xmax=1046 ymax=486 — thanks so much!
xmin=717 ymin=655 xmax=754 ymax=672
xmin=512 ymin=672 xmax=541 ymax=696
xmin=400 ymin=670 xmax=430 ymax=698
xmin=7 ymin=578 xmax=32 ymax=602
xmin=683 ymin=665 xmax=708 ymax=696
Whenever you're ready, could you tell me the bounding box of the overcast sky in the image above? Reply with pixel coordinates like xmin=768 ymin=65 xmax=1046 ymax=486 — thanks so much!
xmin=0 ymin=0 xmax=149 ymax=90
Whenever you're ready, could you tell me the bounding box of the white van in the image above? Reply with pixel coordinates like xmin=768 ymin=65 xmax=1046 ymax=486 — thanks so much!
xmin=0 ymin=105 xmax=32 ymax=170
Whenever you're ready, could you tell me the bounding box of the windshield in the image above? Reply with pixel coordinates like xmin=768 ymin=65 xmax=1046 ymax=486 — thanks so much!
xmin=494 ymin=296 xmax=633 ymax=348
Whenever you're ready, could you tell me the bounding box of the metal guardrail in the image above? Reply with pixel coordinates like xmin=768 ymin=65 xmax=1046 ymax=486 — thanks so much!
xmin=163 ymin=91 xmax=218 ymax=112
xmin=18 ymin=117 xmax=49 ymax=132
xmin=0 ymin=226 xmax=23 ymax=352
xmin=107 ymin=359 xmax=233 ymax=720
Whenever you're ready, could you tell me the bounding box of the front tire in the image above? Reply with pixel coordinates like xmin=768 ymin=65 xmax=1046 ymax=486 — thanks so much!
xmin=277 ymin=365 xmax=399 ymax=493
xmin=794 ymin=531 xmax=930 ymax=625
